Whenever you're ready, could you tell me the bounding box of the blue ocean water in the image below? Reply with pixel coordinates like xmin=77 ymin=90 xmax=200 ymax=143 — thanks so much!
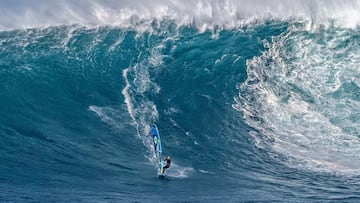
xmin=1 ymin=1 xmax=360 ymax=202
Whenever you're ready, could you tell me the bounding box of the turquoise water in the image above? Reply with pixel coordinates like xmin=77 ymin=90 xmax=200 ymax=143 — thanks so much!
xmin=1 ymin=1 xmax=360 ymax=202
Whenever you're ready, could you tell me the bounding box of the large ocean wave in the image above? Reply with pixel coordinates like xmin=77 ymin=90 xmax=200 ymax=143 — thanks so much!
xmin=1 ymin=0 xmax=360 ymax=202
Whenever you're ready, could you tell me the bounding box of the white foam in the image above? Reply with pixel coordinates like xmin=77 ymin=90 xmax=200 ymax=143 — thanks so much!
xmin=1 ymin=0 xmax=360 ymax=31
xmin=199 ymin=169 xmax=215 ymax=174
xmin=122 ymin=65 xmax=159 ymax=143
xmin=121 ymin=68 xmax=136 ymax=121
xmin=165 ymin=163 xmax=194 ymax=178
xmin=59 ymin=26 xmax=79 ymax=50
xmin=234 ymin=25 xmax=360 ymax=175
xmin=88 ymin=105 xmax=140 ymax=139
xmin=108 ymin=32 xmax=126 ymax=52
xmin=120 ymin=38 xmax=175 ymax=170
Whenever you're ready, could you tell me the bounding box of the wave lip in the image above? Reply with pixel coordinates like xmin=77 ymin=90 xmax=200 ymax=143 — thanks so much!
xmin=1 ymin=0 xmax=360 ymax=31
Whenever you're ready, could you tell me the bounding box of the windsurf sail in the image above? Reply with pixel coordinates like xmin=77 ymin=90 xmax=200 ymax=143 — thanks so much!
xmin=151 ymin=124 xmax=164 ymax=175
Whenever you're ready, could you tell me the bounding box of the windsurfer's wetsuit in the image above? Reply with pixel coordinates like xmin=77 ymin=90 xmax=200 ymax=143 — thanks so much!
xmin=162 ymin=157 xmax=171 ymax=172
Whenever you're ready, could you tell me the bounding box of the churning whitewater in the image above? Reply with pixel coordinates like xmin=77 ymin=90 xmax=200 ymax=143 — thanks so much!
xmin=0 ymin=0 xmax=360 ymax=202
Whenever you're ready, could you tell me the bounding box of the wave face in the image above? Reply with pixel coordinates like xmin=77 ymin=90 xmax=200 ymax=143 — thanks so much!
xmin=1 ymin=1 xmax=360 ymax=202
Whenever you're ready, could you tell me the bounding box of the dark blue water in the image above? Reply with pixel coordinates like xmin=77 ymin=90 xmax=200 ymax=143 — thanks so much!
xmin=1 ymin=3 xmax=360 ymax=202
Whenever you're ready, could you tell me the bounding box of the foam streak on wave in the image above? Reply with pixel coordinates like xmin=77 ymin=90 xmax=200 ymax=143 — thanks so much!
xmin=121 ymin=68 xmax=136 ymax=122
